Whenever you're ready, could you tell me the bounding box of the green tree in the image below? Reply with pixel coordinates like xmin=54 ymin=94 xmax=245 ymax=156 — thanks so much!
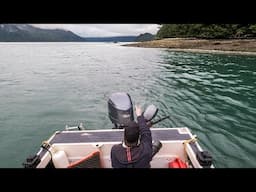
xmin=156 ymin=24 xmax=256 ymax=39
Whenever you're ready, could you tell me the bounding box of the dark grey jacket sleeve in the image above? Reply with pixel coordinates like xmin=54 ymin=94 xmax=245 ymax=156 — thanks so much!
xmin=137 ymin=116 xmax=152 ymax=152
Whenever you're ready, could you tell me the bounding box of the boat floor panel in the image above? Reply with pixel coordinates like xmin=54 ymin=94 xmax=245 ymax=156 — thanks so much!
xmin=50 ymin=128 xmax=191 ymax=144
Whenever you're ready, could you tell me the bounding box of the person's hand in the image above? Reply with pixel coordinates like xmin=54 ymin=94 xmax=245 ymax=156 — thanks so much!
xmin=135 ymin=105 xmax=143 ymax=117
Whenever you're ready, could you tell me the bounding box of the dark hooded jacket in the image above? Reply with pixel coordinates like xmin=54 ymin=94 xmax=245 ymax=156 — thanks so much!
xmin=111 ymin=115 xmax=153 ymax=168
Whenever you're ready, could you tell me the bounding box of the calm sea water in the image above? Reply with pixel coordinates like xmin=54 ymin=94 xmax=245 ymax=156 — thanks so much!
xmin=0 ymin=42 xmax=255 ymax=168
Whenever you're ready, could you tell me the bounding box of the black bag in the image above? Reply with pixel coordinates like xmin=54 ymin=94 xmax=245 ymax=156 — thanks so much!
xmin=196 ymin=151 xmax=213 ymax=167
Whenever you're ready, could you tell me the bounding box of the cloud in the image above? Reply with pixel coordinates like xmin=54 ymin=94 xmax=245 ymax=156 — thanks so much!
xmin=31 ymin=24 xmax=160 ymax=37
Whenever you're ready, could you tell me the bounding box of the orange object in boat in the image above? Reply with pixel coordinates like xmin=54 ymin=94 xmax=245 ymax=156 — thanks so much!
xmin=169 ymin=158 xmax=188 ymax=168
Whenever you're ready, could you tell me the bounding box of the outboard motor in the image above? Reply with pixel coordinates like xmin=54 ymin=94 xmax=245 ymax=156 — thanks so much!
xmin=108 ymin=92 xmax=134 ymax=129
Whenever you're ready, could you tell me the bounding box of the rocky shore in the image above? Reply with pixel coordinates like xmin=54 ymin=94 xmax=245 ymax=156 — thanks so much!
xmin=123 ymin=38 xmax=256 ymax=56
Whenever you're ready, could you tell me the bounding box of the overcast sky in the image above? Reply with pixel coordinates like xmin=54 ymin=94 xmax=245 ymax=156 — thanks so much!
xmin=31 ymin=24 xmax=160 ymax=37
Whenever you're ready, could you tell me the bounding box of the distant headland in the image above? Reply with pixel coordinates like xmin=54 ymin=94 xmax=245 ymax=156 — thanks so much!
xmin=123 ymin=24 xmax=256 ymax=56
xmin=123 ymin=38 xmax=256 ymax=56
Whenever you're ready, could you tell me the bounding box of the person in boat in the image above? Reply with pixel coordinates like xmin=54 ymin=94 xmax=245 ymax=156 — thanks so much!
xmin=110 ymin=105 xmax=153 ymax=168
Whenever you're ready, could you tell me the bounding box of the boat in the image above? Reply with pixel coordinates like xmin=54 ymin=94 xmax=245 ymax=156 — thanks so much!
xmin=23 ymin=92 xmax=214 ymax=168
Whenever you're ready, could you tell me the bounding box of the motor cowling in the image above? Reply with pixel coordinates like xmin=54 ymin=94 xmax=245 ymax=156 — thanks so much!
xmin=108 ymin=92 xmax=134 ymax=128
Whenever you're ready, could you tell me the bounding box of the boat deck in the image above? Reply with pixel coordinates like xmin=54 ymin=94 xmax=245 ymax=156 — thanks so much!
xmin=49 ymin=127 xmax=192 ymax=144
xmin=32 ymin=127 xmax=213 ymax=168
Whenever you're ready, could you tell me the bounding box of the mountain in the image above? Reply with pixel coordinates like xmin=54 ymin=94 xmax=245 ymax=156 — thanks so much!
xmin=85 ymin=36 xmax=137 ymax=42
xmin=135 ymin=33 xmax=155 ymax=42
xmin=0 ymin=24 xmax=152 ymax=42
xmin=0 ymin=24 xmax=85 ymax=42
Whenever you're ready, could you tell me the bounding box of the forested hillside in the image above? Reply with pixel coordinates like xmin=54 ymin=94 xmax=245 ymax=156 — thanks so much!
xmin=156 ymin=24 xmax=256 ymax=39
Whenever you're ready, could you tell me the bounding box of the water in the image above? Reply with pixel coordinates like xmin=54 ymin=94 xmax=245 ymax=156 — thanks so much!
xmin=0 ymin=42 xmax=255 ymax=168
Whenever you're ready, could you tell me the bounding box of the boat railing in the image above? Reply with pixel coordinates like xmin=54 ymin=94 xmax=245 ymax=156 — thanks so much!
xmin=65 ymin=123 xmax=85 ymax=131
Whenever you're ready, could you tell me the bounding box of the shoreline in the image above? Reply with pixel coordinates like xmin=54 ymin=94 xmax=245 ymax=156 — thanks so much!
xmin=123 ymin=38 xmax=256 ymax=56
xmin=161 ymin=48 xmax=256 ymax=56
